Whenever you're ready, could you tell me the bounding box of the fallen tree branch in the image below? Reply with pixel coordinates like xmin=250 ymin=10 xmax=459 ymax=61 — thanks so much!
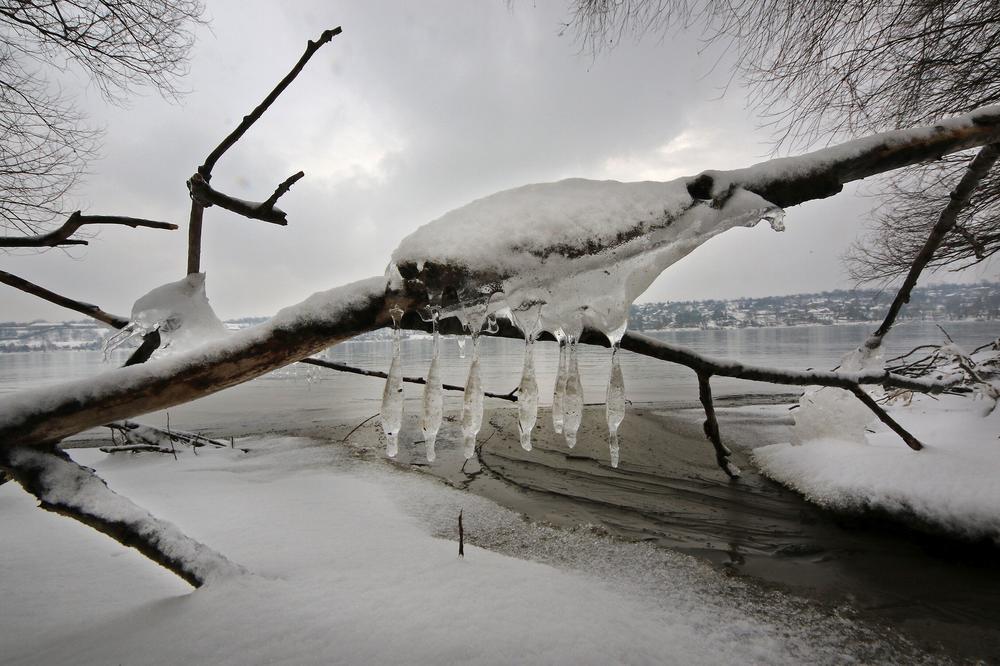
xmin=4 ymin=108 xmax=997 ymax=452
xmin=0 ymin=446 xmax=244 ymax=587
xmin=105 ymin=420 xmax=229 ymax=451
xmin=299 ymin=356 xmax=518 ymax=401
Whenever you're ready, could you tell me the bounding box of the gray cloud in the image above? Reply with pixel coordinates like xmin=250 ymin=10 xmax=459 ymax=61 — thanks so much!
xmin=2 ymin=0 xmax=994 ymax=322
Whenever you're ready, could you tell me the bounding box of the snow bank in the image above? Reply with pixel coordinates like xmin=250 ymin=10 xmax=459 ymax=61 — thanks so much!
xmin=754 ymin=394 xmax=1000 ymax=542
xmin=0 ymin=437 xmax=927 ymax=664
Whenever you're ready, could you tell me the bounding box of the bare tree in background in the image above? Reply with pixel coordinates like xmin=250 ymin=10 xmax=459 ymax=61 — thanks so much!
xmin=0 ymin=0 xmax=204 ymax=242
xmin=566 ymin=0 xmax=1000 ymax=283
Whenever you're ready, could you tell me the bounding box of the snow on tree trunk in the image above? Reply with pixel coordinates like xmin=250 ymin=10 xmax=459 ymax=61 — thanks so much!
xmin=2 ymin=447 xmax=244 ymax=588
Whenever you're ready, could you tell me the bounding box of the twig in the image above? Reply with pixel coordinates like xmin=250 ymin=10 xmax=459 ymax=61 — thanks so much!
xmin=300 ymin=357 xmax=519 ymax=401
xmin=850 ymin=387 xmax=924 ymax=450
xmin=199 ymin=28 xmax=342 ymax=177
xmin=341 ymin=413 xmax=379 ymax=444
xmin=458 ymin=509 xmax=464 ymax=558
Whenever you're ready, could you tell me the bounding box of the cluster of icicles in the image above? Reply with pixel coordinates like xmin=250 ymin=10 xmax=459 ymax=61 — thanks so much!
xmin=379 ymin=301 xmax=627 ymax=468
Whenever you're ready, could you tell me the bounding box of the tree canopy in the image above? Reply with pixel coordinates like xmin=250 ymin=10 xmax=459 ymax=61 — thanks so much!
xmin=0 ymin=0 xmax=204 ymax=240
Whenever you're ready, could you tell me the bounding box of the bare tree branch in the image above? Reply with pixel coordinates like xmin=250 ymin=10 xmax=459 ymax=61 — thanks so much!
xmin=0 ymin=269 xmax=129 ymax=327
xmin=186 ymin=26 xmax=341 ymax=273
xmin=187 ymin=173 xmax=290 ymax=225
xmin=198 ymin=28 xmax=341 ymax=177
xmin=871 ymin=143 xmax=1000 ymax=341
xmin=0 ymin=210 xmax=177 ymax=247
xmin=299 ymin=356 xmax=518 ymax=401
xmin=696 ymin=371 xmax=740 ymax=479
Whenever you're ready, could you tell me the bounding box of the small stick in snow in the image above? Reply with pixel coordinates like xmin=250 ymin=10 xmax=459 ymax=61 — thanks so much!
xmin=458 ymin=509 xmax=465 ymax=558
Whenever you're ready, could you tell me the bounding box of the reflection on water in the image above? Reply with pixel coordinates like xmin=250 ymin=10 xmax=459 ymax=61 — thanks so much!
xmin=2 ymin=321 xmax=997 ymax=406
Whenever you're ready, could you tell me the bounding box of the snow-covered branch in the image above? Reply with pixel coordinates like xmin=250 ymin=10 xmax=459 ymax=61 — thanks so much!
xmin=0 ymin=446 xmax=243 ymax=587
xmin=2 ymin=108 xmax=995 ymax=454
xmin=0 ymin=276 xmax=394 ymax=450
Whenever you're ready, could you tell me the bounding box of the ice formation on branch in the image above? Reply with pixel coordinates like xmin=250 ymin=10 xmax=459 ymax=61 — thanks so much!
xmin=380 ymin=306 xmax=405 ymax=457
xmin=792 ymin=345 xmax=880 ymax=445
xmin=388 ymin=177 xmax=785 ymax=465
xmin=104 ymin=273 xmax=228 ymax=358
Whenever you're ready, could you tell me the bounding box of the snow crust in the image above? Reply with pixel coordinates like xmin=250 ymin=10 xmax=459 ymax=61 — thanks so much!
xmin=0 ymin=438 xmax=930 ymax=664
xmin=755 ymin=394 xmax=1000 ymax=542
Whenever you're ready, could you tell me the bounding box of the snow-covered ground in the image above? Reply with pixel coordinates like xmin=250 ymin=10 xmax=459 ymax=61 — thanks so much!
xmin=1 ymin=437 xmax=933 ymax=665
xmin=754 ymin=393 xmax=1000 ymax=542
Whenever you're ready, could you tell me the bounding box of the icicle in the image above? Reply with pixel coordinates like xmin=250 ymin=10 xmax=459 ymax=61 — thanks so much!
xmin=421 ymin=310 xmax=443 ymax=463
xmin=380 ymin=305 xmax=405 ymax=457
xmin=552 ymin=331 xmax=567 ymax=434
xmin=509 ymin=300 xmax=542 ymax=451
xmin=460 ymin=334 xmax=484 ymax=458
xmin=518 ymin=339 xmax=539 ymax=450
xmin=562 ymin=339 xmax=583 ymax=449
xmin=456 ymin=335 xmax=467 ymax=358
xmin=606 ymin=344 xmax=626 ymax=467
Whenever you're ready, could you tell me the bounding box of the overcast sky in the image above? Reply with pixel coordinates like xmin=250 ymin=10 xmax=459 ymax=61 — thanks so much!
xmin=2 ymin=0 xmax=997 ymax=322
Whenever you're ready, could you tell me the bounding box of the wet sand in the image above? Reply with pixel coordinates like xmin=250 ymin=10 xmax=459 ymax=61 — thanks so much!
xmin=66 ymin=387 xmax=1000 ymax=663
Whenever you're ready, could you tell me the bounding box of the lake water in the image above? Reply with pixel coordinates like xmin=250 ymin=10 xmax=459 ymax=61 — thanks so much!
xmin=2 ymin=319 xmax=995 ymax=408
xmin=4 ymin=319 xmax=1000 ymax=660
